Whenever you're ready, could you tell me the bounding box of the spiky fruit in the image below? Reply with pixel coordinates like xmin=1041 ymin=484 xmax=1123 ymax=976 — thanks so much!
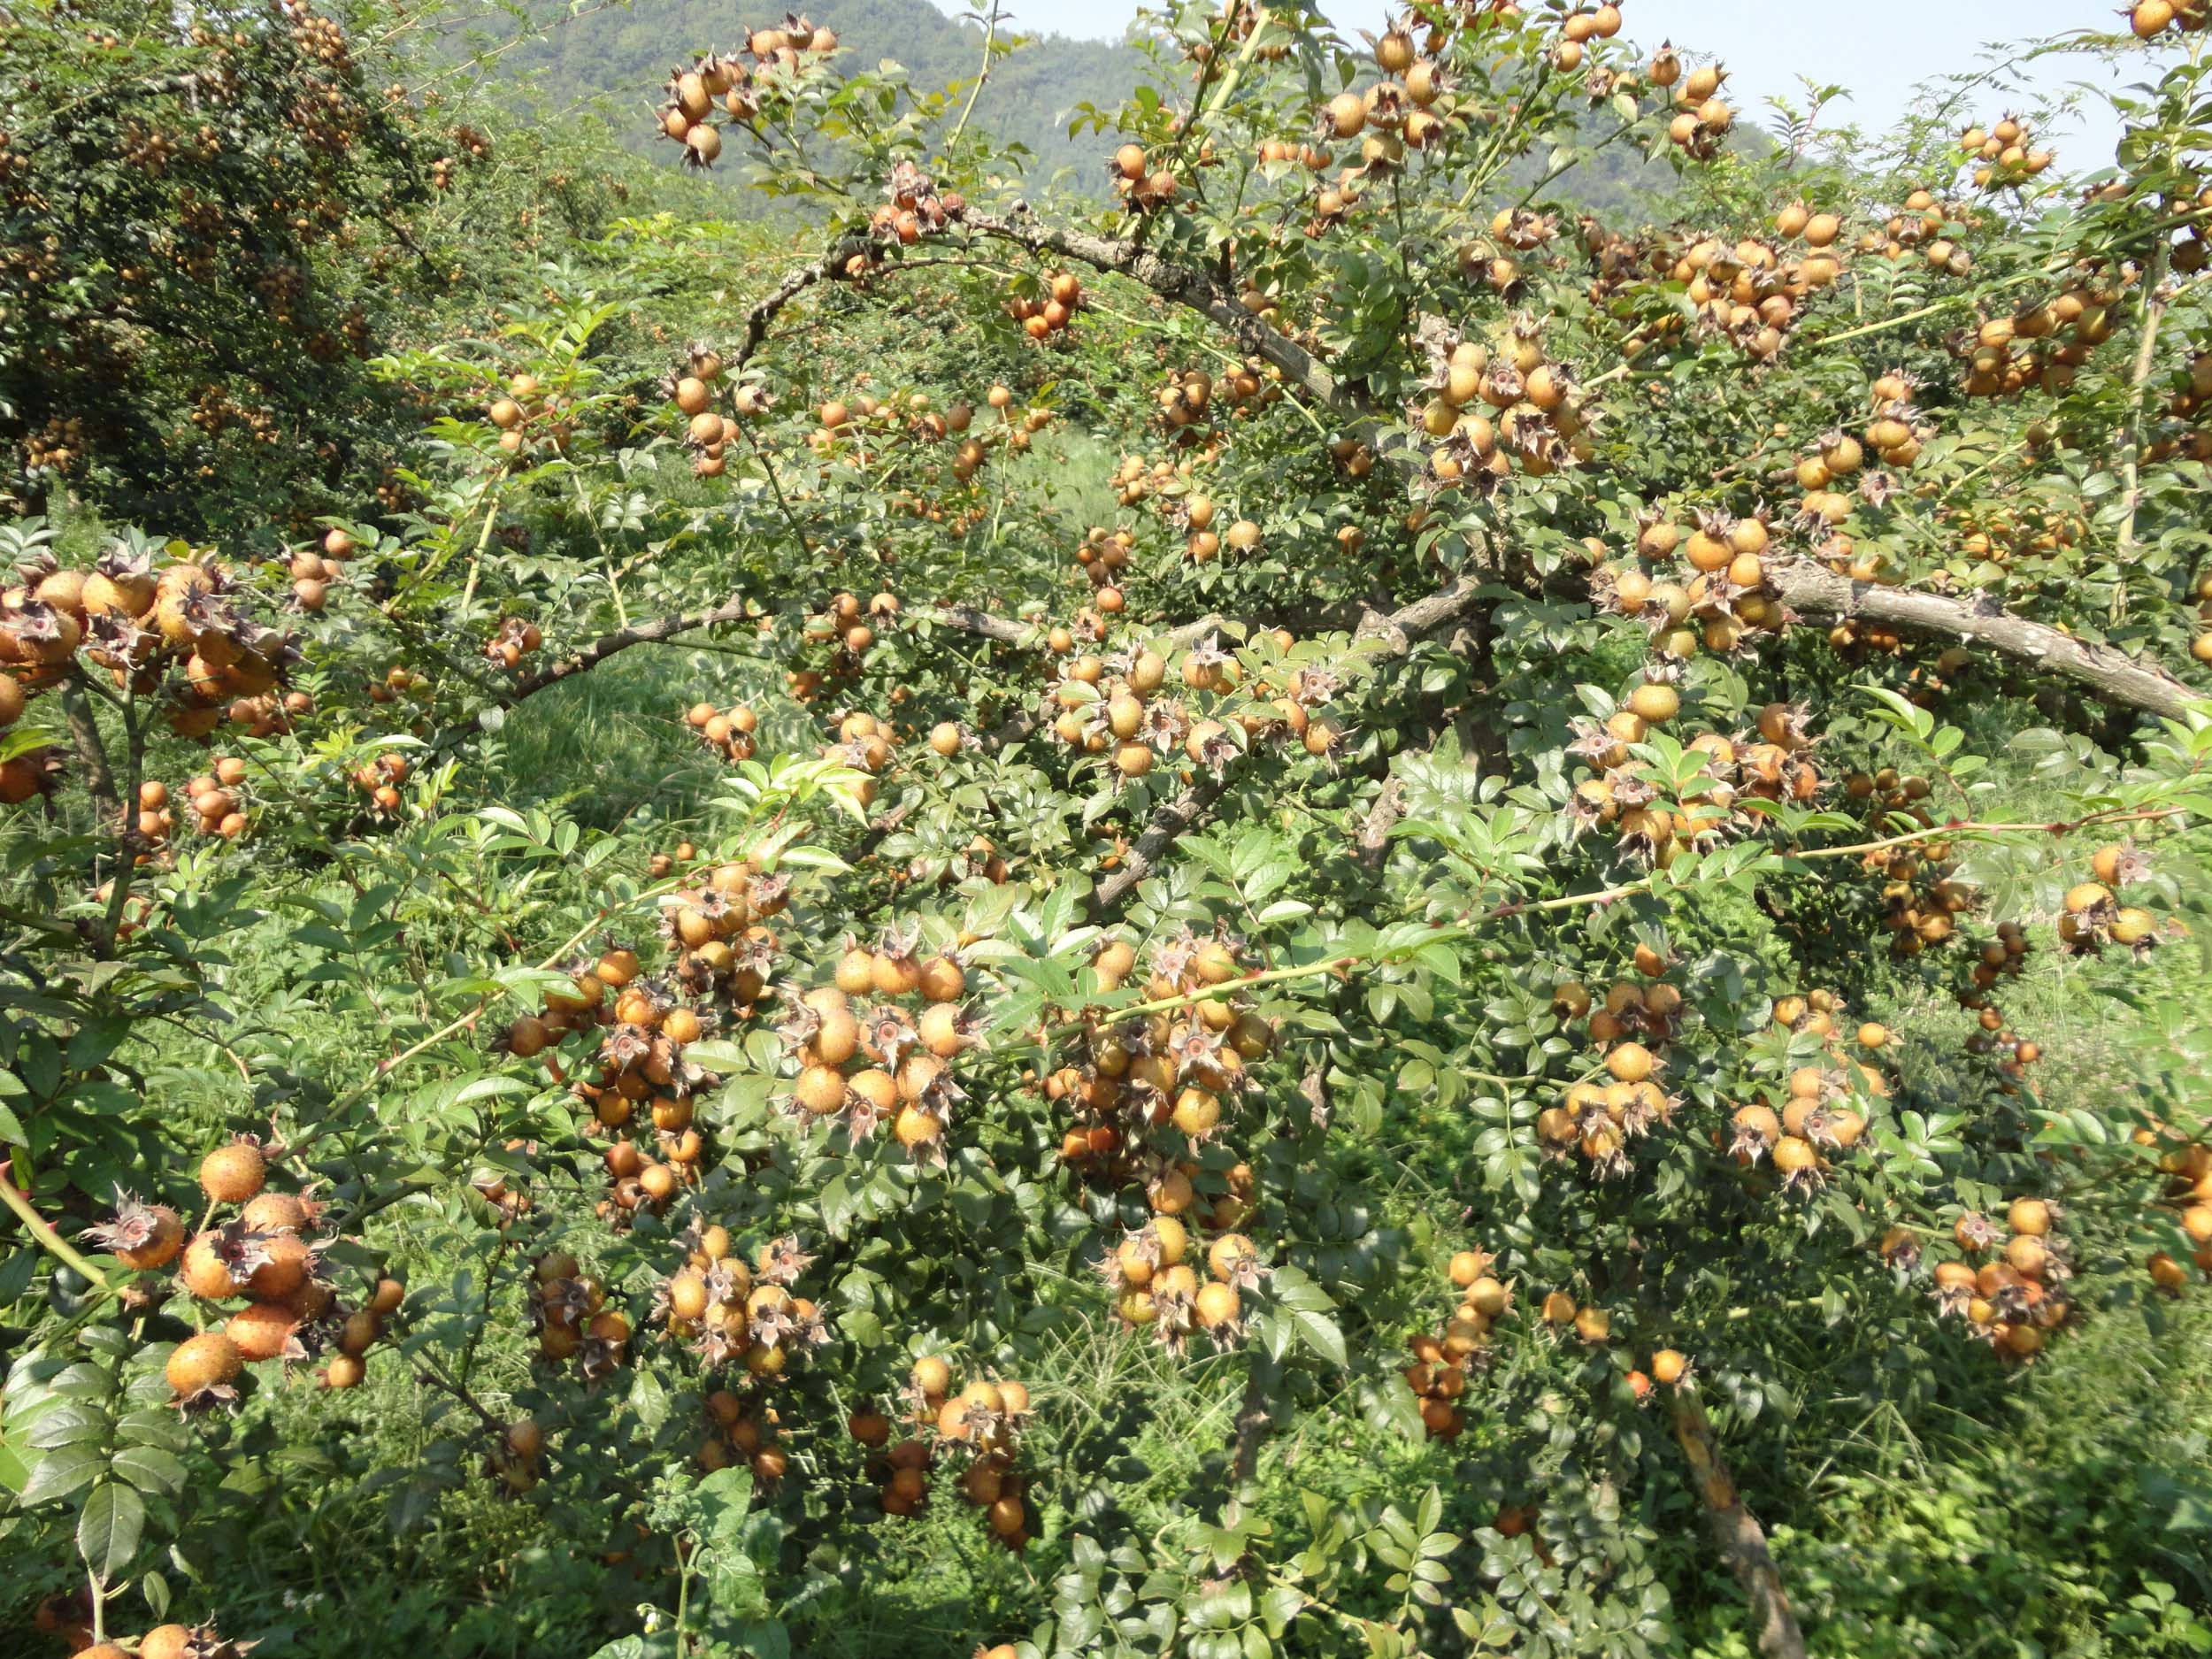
xmin=912 ymin=1355 xmax=953 ymax=1398
xmin=241 ymin=1191 xmax=312 ymax=1234
xmin=1195 ymin=1280 xmax=1240 ymax=1332
xmin=179 ymin=1231 xmax=243 ymax=1300
xmin=137 ymin=1625 xmax=204 ymax=1659
xmin=324 ymin=1353 xmax=366 ymax=1388
xmin=82 ymin=1195 xmax=185 ymax=1270
xmin=1605 ymin=1041 xmax=1655 ymax=1083
xmin=243 ymin=1233 xmax=312 ymax=1300
xmin=198 ymin=1141 xmax=267 ymax=1205
xmin=165 ymin=1331 xmax=242 ymax=1401
xmin=227 ymin=1300 xmax=300 ymax=1362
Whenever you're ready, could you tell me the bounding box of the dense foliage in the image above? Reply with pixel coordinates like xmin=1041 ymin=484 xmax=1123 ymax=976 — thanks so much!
xmin=4 ymin=3 xmax=2212 ymax=1658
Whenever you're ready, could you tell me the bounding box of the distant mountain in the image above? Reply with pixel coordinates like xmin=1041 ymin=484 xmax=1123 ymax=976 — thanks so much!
xmin=486 ymin=0 xmax=1737 ymax=222
xmin=495 ymin=0 xmax=1145 ymax=194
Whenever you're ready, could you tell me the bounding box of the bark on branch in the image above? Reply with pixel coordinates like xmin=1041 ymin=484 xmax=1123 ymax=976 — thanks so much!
xmin=735 ymin=235 xmax=869 ymax=369
xmin=499 ymin=592 xmax=755 ymax=707
xmin=1090 ymin=772 xmax=1227 ymax=916
xmin=960 ymin=211 xmax=1367 ymax=427
xmin=1770 ymin=562 xmax=2201 ymax=722
xmin=915 ymin=602 xmax=1032 ymax=647
xmin=1669 ymin=1392 xmax=1808 ymax=1659
xmin=425 ymin=592 xmax=755 ymax=753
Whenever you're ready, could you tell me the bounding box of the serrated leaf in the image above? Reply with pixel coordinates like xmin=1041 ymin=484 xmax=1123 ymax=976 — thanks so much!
xmin=77 ymin=1479 xmax=143 ymax=1578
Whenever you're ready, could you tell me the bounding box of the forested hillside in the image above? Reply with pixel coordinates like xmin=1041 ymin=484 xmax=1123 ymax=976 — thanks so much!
xmin=495 ymin=0 xmax=1148 ymax=190
xmin=487 ymin=0 xmax=1706 ymax=212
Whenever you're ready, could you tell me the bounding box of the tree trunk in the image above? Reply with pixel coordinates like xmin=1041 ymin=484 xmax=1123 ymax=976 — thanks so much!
xmin=1668 ymin=1392 xmax=1808 ymax=1659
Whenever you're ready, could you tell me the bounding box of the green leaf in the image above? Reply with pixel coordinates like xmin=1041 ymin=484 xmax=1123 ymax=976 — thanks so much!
xmin=18 ymin=1443 xmax=102 ymax=1506
xmin=77 ymin=1479 xmax=144 ymax=1578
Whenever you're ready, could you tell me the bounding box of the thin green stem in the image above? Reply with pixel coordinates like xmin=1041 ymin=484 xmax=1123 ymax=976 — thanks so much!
xmin=942 ymin=0 xmax=1004 ymax=157
xmin=1 ymin=1170 xmax=115 ymax=1294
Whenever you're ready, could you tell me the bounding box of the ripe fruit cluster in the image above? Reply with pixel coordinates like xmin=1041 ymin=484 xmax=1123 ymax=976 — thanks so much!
xmin=1099 ymin=1214 xmax=1263 ymax=1352
xmin=1043 ymin=632 xmax=1341 ymax=784
xmin=349 ymin=749 xmax=410 ymax=816
xmin=0 ymin=547 xmax=297 ymax=773
xmin=698 ymin=1387 xmax=789 ymax=1483
xmin=1540 ymin=972 xmax=1683 ymax=1175
xmin=1663 ymin=58 xmax=1732 ymax=160
xmin=668 ymin=342 xmax=769 ymax=478
xmin=1863 ymin=187 xmax=1976 ymax=277
xmin=1110 ymin=142 xmax=1180 ymax=211
xmin=556 ymin=956 xmax=721 ymax=1206
xmin=1171 ymin=493 xmax=1259 ymax=568
xmin=1950 ymin=280 xmax=2127 ymax=402
xmin=2147 ymin=1132 xmax=2212 ymax=1288
xmin=287 ymin=525 xmax=356 ymax=614
xmin=503 ymin=905 xmax=784 ymax=1223
xmin=139 ymin=753 xmax=255 ymax=843
xmin=2058 ymin=849 xmax=2163 ymax=958
xmin=867 ymin=157 xmax=964 ymax=247
xmin=484 ymin=370 xmax=582 ymax=460
xmin=1599 ymin=508 xmax=1792 ymax=664
xmin=1414 ymin=314 xmax=1595 ymax=488
xmin=780 ymin=929 xmax=974 ymax=1158
xmin=134 ymin=1137 xmax=398 ymax=1407
xmin=1857 ymin=822 xmax=1978 ymax=959
xmin=1678 ymin=224 xmax=1844 ymax=364
xmin=818 ymin=706 xmax=898 ymax=806
xmin=685 ymin=697 xmax=759 ymax=761
xmin=864 ymin=1357 xmax=1036 ymax=1548
xmin=1406 ymin=1249 xmax=1514 ymax=1439
xmin=2130 ymin=0 xmax=2209 ymax=39
xmin=526 ymin=1248 xmax=633 ymax=1379
xmin=1289 ymin=14 xmax=1478 ymax=229
xmin=1926 ymin=1197 xmax=2074 ymax=1360
xmin=484 ymin=614 xmax=543 ymax=669
xmin=1959 ymin=115 xmax=2055 ymax=191
xmin=660 ymin=1225 xmax=830 ymax=1379
xmin=1786 ymin=371 xmax=1930 ymax=523
xmin=1729 ymin=995 xmax=1883 ymax=1192
xmin=657 ymin=24 xmax=841 ymax=169
xmin=1072 ymin=524 xmax=1135 ymax=613
xmin=1008 ymin=269 xmax=1082 ymax=342
xmin=801 ymin=591 xmax=901 ymax=678
xmin=1567 ymin=695 xmax=1822 ymax=865
xmin=67 ymin=1621 xmax=248 ymax=1659
xmin=486 ymin=1415 xmax=548 ymax=1494
xmin=1053 ymin=929 xmax=1272 ymax=1346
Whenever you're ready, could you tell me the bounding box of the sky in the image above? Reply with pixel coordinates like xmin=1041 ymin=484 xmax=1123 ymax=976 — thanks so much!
xmin=936 ymin=0 xmax=2136 ymax=172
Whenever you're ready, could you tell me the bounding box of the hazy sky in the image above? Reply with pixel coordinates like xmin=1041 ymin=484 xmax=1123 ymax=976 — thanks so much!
xmin=936 ymin=0 xmax=2135 ymax=171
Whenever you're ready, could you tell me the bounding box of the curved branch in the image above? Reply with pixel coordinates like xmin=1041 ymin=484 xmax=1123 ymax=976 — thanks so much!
xmin=735 ymin=211 xmax=2204 ymax=740
xmin=958 ymin=210 xmax=1369 ymax=424
xmin=502 ymin=593 xmax=755 ymax=705
xmin=426 ymin=592 xmax=754 ymax=753
xmin=1091 ymin=772 xmax=1227 ymax=915
xmin=947 ymin=211 xmax=2201 ymax=722
xmin=735 ymin=235 xmax=869 ymax=369
xmin=1771 ymin=562 xmax=2201 ymax=722
xmin=915 ymin=602 xmax=1031 ymax=647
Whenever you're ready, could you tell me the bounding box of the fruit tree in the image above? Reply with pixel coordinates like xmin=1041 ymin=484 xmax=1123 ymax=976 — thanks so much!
xmin=4 ymin=1 xmax=2212 ymax=1656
